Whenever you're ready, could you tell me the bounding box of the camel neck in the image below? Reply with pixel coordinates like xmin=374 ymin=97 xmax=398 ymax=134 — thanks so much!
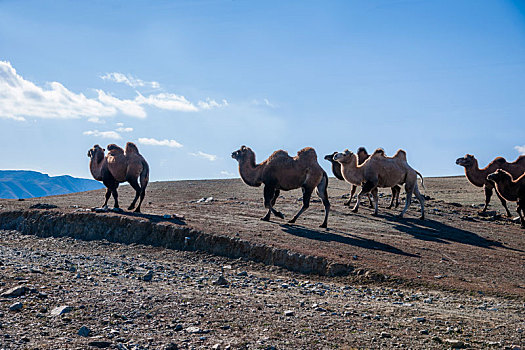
xmin=238 ymin=156 xmax=263 ymax=187
xmin=340 ymin=156 xmax=364 ymax=184
xmin=494 ymin=178 xmax=519 ymax=201
xmin=89 ymin=155 xmax=105 ymax=181
xmin=464 ymin=161 xmax=490 ymax=187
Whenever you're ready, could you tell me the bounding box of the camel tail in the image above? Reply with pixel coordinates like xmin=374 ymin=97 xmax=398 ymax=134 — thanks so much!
xmin=416 ymin=170 xmax=425 ymax=190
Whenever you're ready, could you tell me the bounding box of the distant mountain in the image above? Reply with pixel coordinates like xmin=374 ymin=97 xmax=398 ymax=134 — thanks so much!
xmin=0 ymin=170 xmax=104 ymax=199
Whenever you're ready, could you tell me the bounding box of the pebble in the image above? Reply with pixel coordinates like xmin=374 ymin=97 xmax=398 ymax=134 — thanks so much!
xmin=78 ymin=326 xmax=91 ymax=337
xmin=1 ymin=286 xmax=27 ymax=298
xmin=142 ymin=270 xmax=154 ymax=282
xmin=9 ymin=302 xmax=23 ymax=311
xmin=50 ymin=305 xmax=73 ymax=316
xmin=284 ymin=310 xmax=294 ymax=317
xmin=164 ymin=343 xmax=178 ymax=350
xmin=213 ymin=275 xmax=229 ymax=286
xmin=380 ymin=332 xmax=391 ymax=338
xmin=185 ymin=326 xmax=202 ymax=334
xmin=444 ymin=339 xmax=466 ymax=348
xmin=87 ymin=341 xmax=112 ymax=348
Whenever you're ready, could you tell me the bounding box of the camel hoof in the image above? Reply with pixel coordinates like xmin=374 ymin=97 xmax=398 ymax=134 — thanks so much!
xmin=260 ymin=217 xmax=270 ymax=222
xmin=319 ymin=223 xmax=327 ymax=228
xmin=351 ymin=208 xmax=358 ymax=213
xmin=275 ymin=212 xmax=285 ymax=219
xmin=134 ymin=208 xmax=141 ymax=213
xmin=288 ymin=219 xmax=296 ymax=224
xmin=371 ymin=212 xmax=379 ymax=217
xmin=128 ymin=206 xmax=135 ymax=211
xmin=396 ymin=214 xmax=404 ymax=219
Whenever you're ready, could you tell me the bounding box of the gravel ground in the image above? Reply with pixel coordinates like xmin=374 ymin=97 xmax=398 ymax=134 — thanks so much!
xmin=1 ymin=229 xmax=524 ymax=349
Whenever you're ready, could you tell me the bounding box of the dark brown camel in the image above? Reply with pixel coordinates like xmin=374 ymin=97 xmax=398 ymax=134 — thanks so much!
xmin=456 ymin=154 xmax=525 ymax=217
xmin=487 ymin=169 xmax=525 ymax=228
xmin=232 ymin=146 xmax=330 ymax=228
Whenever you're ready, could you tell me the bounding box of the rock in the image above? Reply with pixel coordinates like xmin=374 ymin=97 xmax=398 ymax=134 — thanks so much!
xmin=432 ymin=336 xmax=443 ymax=343
xmin=87 ymin=341 xmax=112 ymax=348
xmin=419 ymin=329 xmax=429 ymax=335
xmin=212 ymin=344 xmax=221 ymax=350
xmin=444 ymin=339 xmax=466 ymax=348
xmin=50 ymin=305 xmax=73 ymax=316
xmin=78 ymin=326 xmax=91 ymax=337
xmin=1 ymin=286 xmax=27 ymax=298
xmin=197 ymin=197 xmax=214 ymax=203
xmin=380 ymin=332 xmax=391 ymax=338
xmin=284 ymin=310 xmax=294 ymax=317
xmin=185 ymin=326 xmax=202 ymax=334
xmin=237 ymin=271 xmax=248 ymax=277
xmin=142 ymin=270 xmax=154 ymax=282
xmin=174 ymin=324 xmax=183 ymax=331
xmin=164 ymin=343 xmax=178 ymax=350
xmin=414 ymin=317 xmax=426 ymax=323
xmin=213 ymin=275 xmax=229 ymax=286
xmin=9 ymin=302 xmax=23 ymax=311
xmin=110 ymin=207 xmax=123 ymax=213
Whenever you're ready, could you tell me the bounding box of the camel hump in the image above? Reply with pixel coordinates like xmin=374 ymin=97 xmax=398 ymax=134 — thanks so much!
xmin=371 ymin=148 xmax=386 ymax=158
xmin=107 ymin=144 xmax=124 ymax=154
xmin=297 ymin=147 xmax=317 ymax=161
xmin=494 ymin=157 xmax=506 ymax=164
xmin=269 ymin=150 xmax=289 ymax=160
xmin=125 ymin=142 xmax=140 ymax=154
xmin=357 ymin=147 xmax=368 ymax=156
xmin=393 ymin=149 xmax=407 ymax=161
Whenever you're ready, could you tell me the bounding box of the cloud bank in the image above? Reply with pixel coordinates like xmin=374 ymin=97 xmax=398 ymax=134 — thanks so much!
xmin=0 ymin=61 xmax=228 ymax=122
xmin=138 ymin=137 xmax=183 ymax=148
xmin=100 ymin=72 xmax=160 ymax=89
xmin=83 ymin=130 xmax=122 ymax=140
xmin=515 ymin=145 xmax=525 ymax=155
xmin=190 ymin=151 xmax=217 ymax=161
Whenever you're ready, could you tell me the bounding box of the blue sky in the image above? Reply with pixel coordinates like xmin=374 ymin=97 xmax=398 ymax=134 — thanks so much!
xmin=1 ymin=0 xmax=524 ymax=180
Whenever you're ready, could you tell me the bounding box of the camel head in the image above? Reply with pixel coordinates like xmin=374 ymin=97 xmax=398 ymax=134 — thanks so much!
xmin=456 ymin=154 xmax=476 ymax=168
xmin=231 ymin=145 xmax=253 ymax=162
xmin=324 ymin=152 xmax=338 ymax=163
xmin=87 ymin=144 xmax=105 ymax=161
xmin=487 ymin=169 xmax=512 ymax=183
xmin=333 ymin=149 xmax=354 ymax=163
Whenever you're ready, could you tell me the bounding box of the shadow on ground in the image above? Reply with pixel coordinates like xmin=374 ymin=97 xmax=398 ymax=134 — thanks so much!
xmin=280 ymin=224 xmax=419 ymax=257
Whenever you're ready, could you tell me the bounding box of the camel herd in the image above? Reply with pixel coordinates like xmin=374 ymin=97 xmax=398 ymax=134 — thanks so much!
xmin=87 ymin=143 xmax=525 ymax=230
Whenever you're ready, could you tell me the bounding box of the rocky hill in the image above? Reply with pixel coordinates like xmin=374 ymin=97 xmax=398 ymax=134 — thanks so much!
xmin=0 ymin=170 xmax=103 ymax=199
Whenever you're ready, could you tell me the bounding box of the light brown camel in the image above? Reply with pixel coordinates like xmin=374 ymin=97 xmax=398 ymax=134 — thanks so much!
xmin=325 ymin=147 xmax=400 ymax=208
xmin=456 ymin=154 xmax=525 ymax=217
xmin=232 ymin=146 xmax=330 ymax=228
xmin=487 ymin=169 xmax=525 ymax=228
xmin=106 ymin=142 xmax=150 ymax=212
xmin=87 ymin=145 xmax=120 ymax=208
xmin=334 ymin=148 xmax=424 ymax=218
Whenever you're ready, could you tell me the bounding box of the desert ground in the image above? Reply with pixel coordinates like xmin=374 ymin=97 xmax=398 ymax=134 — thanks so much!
xmin=0 ymin=176 xmax=524 ymax=349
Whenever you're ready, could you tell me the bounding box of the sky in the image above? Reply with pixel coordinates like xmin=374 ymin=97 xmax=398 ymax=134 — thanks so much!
xmin=1 ymin=0 xmax=524 ymax=181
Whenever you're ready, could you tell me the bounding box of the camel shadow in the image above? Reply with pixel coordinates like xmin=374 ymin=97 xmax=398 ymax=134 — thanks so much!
xmin=114 ymin=211 xmax=186 ymax=226
xmin=280 ymin=224 xmax=418 ymax=257
xmin=380 ymin=213 xmax=521 ymax=252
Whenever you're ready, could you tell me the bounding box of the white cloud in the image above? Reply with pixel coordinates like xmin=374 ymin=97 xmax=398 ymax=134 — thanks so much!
xmin=83 ymin=130 xmax=122 ymax=139
xmin=252 ymin=98 xmax=276 ymax=108
xmin=138 ymin=137 xmax=183 ymax=148
xmin=100 ymin=72 xmax=160 ymax=89
xmin=190 ymin=151 xmax=217 ymax=161
xmin=220 ymin=170 xmax=236 ymax=177
xmin=135 ymin=92 xmax=199 ymax=112
xmin=0 ymin=61 xmax=115 ymax=121
xmin=116 ymin=126 xmax=133 ymax=132
xmin=0 ymin=61 xmax=228 ymax=122
xmin=515 ymin=145 xmax=525 ymax=155
xmin=96 ymin=90 xmax=147 ymax=118
xmin=197 ymin=98 xmax=228 ymax=110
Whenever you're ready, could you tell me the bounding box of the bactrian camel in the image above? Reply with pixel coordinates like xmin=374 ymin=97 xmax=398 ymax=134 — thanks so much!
xmin=325 ymin=147 xmax=400 ymax=208
xmin=334 ymin=148 xmax=425 ymax=219
xmin=88 ymin=144 xmax=120 ymax=208
xmin=456 ymin=154 xmax=525 ymax=217
xmin=88 ymin=142 xmax=149 ymax=212
xmin=487 ymin=169 xmax=525 ymax=228
xmin=106 ymin=142 xmax=150 ymax=212
xmin=232 ymin=146 xmax=330 ymax=228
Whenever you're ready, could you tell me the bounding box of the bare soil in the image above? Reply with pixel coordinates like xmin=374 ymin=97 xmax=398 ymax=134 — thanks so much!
xmin=0 ymin=176 xmax=524 ymax=349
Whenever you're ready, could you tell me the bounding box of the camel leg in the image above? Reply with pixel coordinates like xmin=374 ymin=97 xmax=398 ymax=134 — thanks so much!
xmin=111 ymin=187 xmax=119 ymax=208
xmin=345 ymin=185 xmax=357 ymax=206
xmin=271 ymin=189 xmax=280 ymax=207
xmin=517 ymin=199 xmax=525 ymax=228
xmin=262 ymin=185 xmax=283 ymax=221
xmin=367 ymin=193 xmax=374 ymax=208
xmin=127 ymin=177 xmax=141 ymax=211
xmin=394 ymin=185 xmax=401 ymax=208
xmin=315 ymin=172 xmax=330 ymax=228
xmin=289 ymin=186 xmax=313 ymax=224
xmin=371 ymin=188 xmax=379 ymax=216
xmin=482 ymin=185 xmax=493 ymax=214
xmin=413 ymin=184 xmax=425 ymax=220
xmin=352 ymin=189 xmax=363 ymax=213
xmin=494 ymin=189 xmax=512 ymax=217
xmin=102 ymin=188 xmax=112 ymax=208
xmin=135 ymin=168 xmax=149 ymax=213
xmin=399 ymin=183 xmax=414 ymax=218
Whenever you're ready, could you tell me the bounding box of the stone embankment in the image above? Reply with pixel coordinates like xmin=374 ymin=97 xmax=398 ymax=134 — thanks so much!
xmin=0 ymin=209 xmax=353 ymax=277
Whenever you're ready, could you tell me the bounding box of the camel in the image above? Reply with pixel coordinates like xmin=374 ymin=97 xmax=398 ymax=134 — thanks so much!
xmin=105 ymin=142 xmax=150 ymax=213
xmin=334 ymin=148 xmax=424 ymax=219
xmin=456 ymin=154 xmax=525 ymax=217
xmin=87 ymin=145 xmax=120 ymax=208
xmin=325 ymin=147 xmax=400 ymax=208
xmin=487 ymin=170 xmax=525 ymax=228
xmin=232 ymin=146 xmax=330 ymax=228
